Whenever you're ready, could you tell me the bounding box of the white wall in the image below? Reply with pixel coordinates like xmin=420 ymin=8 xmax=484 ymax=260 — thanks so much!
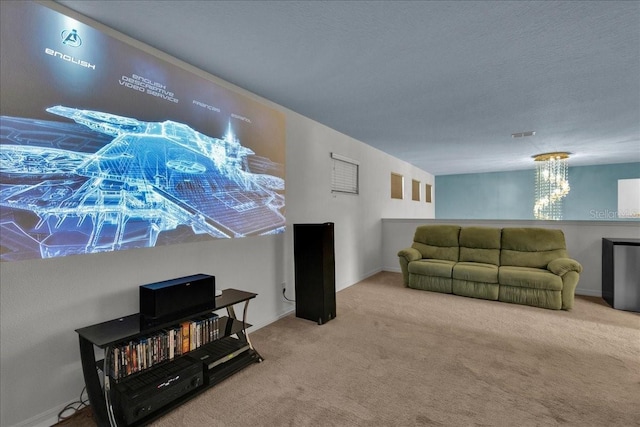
xmin=382 ymin=218 xmax=640 ymax=297
xmin=0 ymin=41 xmax=434 ymax=427
xmin=286 ymin=111 xmax=435 ymax=292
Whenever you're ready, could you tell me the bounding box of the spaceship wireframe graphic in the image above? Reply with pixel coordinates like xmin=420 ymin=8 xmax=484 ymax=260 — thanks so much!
xmin=0 ymin=107 xmax=285 ymax=261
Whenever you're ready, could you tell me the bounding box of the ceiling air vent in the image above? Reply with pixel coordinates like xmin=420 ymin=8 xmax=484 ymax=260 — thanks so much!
xmin=512 ymin=131 xmax=536 ymax=138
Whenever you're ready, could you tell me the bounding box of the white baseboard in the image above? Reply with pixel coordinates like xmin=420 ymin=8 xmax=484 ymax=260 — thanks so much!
xmin=359 ymin=267 xmax=383 ymax=283
xmin=336 ymin=267 xmax=383 ymax=292
xmin=575 ymin=288 xmax=602 ymax=297
xmin=9 ymin=403 xmax=64 ymax=427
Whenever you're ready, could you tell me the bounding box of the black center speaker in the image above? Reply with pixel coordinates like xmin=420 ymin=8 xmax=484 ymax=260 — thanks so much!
xmin=293 ymin=223 xmax=336 ymax=325
xmin=140 ymin=274 xmax=215 ymax=327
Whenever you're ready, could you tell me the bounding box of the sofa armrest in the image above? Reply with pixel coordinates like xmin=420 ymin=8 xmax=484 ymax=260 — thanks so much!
xmin=547 ymin=258 xmax=583 ymax=276
xmin=398 ymin=247 xmax=422 ymax=263
xmin=397 ymin=247 xmax=421 ymax=286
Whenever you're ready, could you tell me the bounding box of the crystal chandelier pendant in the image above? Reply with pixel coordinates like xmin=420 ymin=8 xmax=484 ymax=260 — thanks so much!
xmin=533 ymin=152 xmax=571 ymax=220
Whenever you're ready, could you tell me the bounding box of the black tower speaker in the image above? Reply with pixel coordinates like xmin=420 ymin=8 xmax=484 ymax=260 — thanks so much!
xmin=293 ymin=223 xmax=336 ymax=325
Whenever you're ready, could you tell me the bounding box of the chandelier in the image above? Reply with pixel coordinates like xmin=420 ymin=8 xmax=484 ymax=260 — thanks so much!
xmin=533 ymin=152 xmax=570 ymax=220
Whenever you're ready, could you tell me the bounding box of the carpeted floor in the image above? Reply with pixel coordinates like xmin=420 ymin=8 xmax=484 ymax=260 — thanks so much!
xmin=59 ymin=272 xmax=640 ymax=426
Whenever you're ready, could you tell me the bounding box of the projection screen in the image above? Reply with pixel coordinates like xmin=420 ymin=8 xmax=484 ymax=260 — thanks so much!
xmin=0 ymin=1 xmax=286 ymax=261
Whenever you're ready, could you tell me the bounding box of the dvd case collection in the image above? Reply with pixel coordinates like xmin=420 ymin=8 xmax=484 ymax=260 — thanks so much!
xmin=109 ymin=314 xmax=220 ymax=381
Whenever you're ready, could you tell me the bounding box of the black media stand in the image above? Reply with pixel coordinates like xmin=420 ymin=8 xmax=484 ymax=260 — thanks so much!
xmin=76 ymin=289 xmax=262 ymax=427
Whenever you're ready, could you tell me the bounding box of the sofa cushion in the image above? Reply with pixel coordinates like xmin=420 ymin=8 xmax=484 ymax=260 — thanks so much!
xmin=408 ymin=259 xmax=456 ymax=278
xmin=500 ymin=228 xmax=568 ymax=268
xmin=453 ymin=280 xmax=499 ymax=300
xmin=459 ymin=227 xmax=501 ymax=265
xmin=499 ymin=266 xmax=563 ymax=291
xmin=409 ymin=275 xmax=452 ymax=294
xmin=411 ymin=225 xmax=460 ymax=262
xmin=453 ymin=262 xmax=499 ymax=283
xmin=498 ymin=286 xmax=562 ymax=310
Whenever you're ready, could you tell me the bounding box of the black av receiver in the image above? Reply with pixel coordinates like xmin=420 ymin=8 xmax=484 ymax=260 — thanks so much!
xmin=112 ymin=357 xmax=203 ymax=425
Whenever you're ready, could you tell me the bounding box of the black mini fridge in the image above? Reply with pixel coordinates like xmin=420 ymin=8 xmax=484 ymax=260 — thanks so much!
xmin=293 ymin=223 xmax=336 ymax=324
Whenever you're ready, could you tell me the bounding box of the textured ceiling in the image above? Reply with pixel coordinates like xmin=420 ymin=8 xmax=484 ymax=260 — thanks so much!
xmin=55 ymin=0 xmax=639 ymax=175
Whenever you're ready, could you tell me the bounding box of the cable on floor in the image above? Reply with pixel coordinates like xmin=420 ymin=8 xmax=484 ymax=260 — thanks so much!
xmin=57 ymin=386 xmax=89 ymax=422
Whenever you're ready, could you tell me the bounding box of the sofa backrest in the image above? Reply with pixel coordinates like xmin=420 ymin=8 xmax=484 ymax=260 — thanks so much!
xmin=459 ymin=227 xmax=502 ymax=265
xmin=412 ymin=225 xmax=460 ymax=261
xmin=500 ymin=227 xmax=568 ymax=268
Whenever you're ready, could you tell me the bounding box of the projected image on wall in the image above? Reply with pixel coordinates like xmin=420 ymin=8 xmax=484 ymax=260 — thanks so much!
xmin=0 ymin=2 xmax=285 ymax=261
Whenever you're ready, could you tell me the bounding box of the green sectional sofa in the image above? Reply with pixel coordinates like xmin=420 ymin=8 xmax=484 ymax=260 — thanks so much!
xmin=397 ymin=225 xmax=583 ymax=310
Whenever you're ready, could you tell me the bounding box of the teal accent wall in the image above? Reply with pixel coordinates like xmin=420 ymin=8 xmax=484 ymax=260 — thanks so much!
xmin=435 ymin=162 xmax=640 ymax=220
